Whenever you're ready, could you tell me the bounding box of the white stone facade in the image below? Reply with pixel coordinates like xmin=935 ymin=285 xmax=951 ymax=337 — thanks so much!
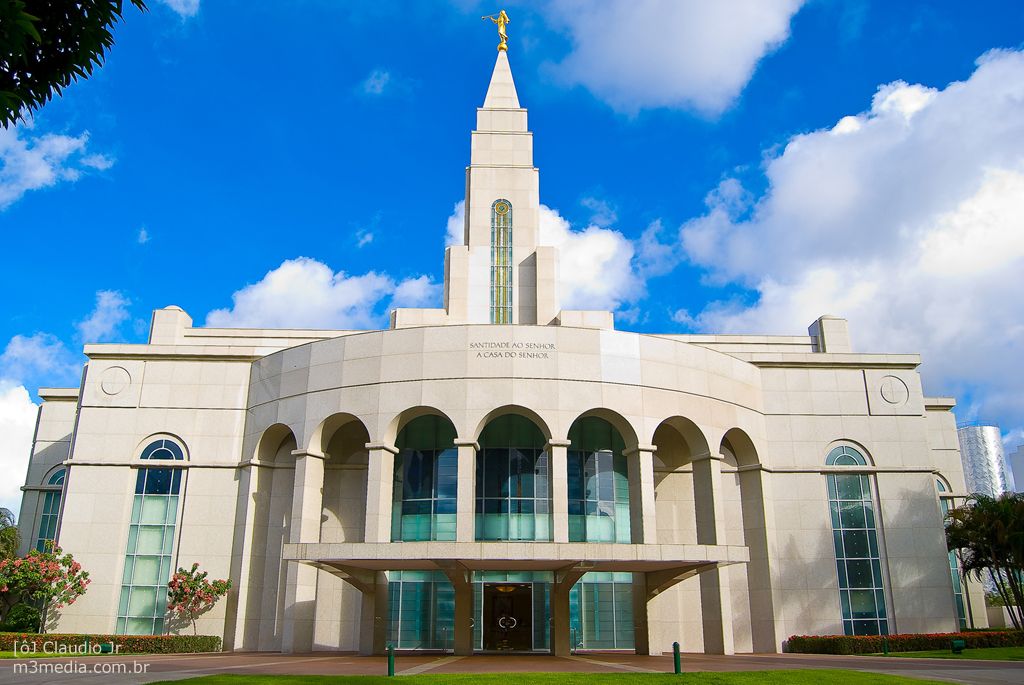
xmin=16 ymin=51 xmax=980 ymax=655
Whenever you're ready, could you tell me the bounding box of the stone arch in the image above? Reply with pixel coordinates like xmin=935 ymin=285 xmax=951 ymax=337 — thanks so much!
xmin=383 ymin=405 xmax=458 ymax=448
xmin=568 ymin=407 xmax=640 ymax=452
xmin=720 ymin=427 xmax=760 ymax=468
xmin=255 ymin=423 xmax=297 ymax=465
xmin=309 ymin=412 xmax=370 ymax=456
xmin=652 ymin=416 xmax=712 ymax=476
xmin=471 ymin=404 xmax=553 ymax=443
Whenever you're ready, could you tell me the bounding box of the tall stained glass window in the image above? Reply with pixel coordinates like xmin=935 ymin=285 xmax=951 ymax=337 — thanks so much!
xmin=117 ymin=439 xmax=185 ymax=635
xmin=490 ymin=199 xmax=513 ymax=324
xmin=567 ymin=417 xmax=631 ymax=543
xmin=476 ymin=415 xmax=552 ymax=541
xmin=34 ymin=469 xmax=66 ymax=551
xmin=392 ymin=415 xmax=458 ymax=541
xmin=826 ymin=445 xmax=888 ymax=636
xmin=937 ymin=479 xmax=968 ymax=629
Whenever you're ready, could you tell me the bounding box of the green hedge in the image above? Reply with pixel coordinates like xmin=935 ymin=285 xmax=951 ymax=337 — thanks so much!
xmin=786 ymin=630 xmax=1024 ymax=654
xmin=0 ymin=632 xmax=221 ymax=654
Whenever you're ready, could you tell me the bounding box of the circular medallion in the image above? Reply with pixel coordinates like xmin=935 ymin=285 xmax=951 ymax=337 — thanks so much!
xmin=494 ymin=201 xmax=510 ymax=215
xmin=879 ymin=375 xmax=909 ymax=406
xmin=100 ymin=366 xmax=131 ymax=396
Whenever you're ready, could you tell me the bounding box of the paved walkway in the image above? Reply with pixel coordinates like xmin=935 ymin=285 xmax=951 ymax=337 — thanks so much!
xmin=0 ymin=651 xmax=1020 ymax=685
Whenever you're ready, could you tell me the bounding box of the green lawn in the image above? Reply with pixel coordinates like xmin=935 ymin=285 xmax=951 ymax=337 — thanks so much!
xmin=163 ymin=672 xmax=948 ymax=685
xmin=874 ymin=646 xmax=1024 ymax=661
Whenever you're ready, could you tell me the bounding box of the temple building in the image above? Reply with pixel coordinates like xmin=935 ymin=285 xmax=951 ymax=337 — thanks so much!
xmin=16 ymin=43 xmax=982 ymax=655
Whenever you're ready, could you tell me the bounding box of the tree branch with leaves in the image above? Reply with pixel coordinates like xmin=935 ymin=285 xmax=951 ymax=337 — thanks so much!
xmin=167 ymin=562 xmax=231 ymax=635
xmin=0 ymin=0 xmax=147 ymax=127
xmin=946 ymin=492 xmax=1024 ymax=631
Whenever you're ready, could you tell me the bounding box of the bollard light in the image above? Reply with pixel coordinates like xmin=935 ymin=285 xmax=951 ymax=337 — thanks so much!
xmin=673 ymin=641 xmax=681 ymax=674
xmin=387 ymin=643 xmax=395 ymax=676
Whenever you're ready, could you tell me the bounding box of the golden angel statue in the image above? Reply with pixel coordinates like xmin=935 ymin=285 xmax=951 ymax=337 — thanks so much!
xmin=483 ymin=10 xmax=510 ymax=51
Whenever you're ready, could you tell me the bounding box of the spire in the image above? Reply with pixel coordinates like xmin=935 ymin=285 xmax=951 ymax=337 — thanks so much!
xmin=482 ymin=51 xmax=520 ymax=109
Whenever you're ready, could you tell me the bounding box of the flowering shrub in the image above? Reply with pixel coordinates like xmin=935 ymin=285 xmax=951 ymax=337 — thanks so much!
xmin=0 ymin=545 xmax=89 ymax=632
xmin=167 ymin=563 xmax=231 ymax=635
xmin=0 ymin=632 xmax=221 ymax=653
xmin=786 ymin=630 xmax=1024 ymax=654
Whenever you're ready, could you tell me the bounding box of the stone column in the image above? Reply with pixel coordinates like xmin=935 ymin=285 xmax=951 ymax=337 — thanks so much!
xmin=692 ymin=452 xmax=735 ymax=655
xmin=439 ymin=562 xmax=474 ymax=656
xmin=281 ymin=449 xmax=325 ymax=653
xmin=551 ymin=564 xmax=586 ymax=656
xmin=625 ymin=444 xmax=658 ymax=544
xmin=631 ymin=572 xmax=660 ymax=655
xmin=364 ymin=443 xmax=398 ymax=543
xmin=549 ymin=439 xmax=571 ymax=543
xmin=454 ymin=439 xmax=479 ymax=542
xmin=738 ymin=464 xmax=782 ymax=652
xmin=227 ymin=462 xmax=258 ymax=650
xmin=358 ymin=571 xmax=390 ymax=655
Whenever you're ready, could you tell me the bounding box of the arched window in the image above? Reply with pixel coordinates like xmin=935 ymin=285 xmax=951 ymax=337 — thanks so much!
xmin=117 ymin=439 xmax=186 ymax=635
xmin=140 ymin=439 xmax=185 ymax=461
xmin=34 ymin=468 xmax=66 ymax=552
xmin=826 ymin=445 xmax=867 ymax=466
xmin=937 ymin=478 xmax=967 ymax=629
xmin=567 ymin=417 xmax=630 ymax=544
xmin=825 ymin=445 xmax=888 ymax=636
xmin=476 ymin=415 xmax=551 ymax=541
xmin=392 ymin=415 xmax=458 ymax=542
xmin=490 ymin=199 xmax=513 ymax=324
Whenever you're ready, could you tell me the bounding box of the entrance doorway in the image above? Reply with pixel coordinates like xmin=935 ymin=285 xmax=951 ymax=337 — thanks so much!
xmin=482 ymin=582 xmax=533 ymax=651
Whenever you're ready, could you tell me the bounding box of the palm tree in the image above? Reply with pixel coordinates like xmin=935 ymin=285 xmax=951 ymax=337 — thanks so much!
xmin=0 ymin=508 xmax=20 ymax=560
xmin=946 ymin=492 xmax=1024 ymax=630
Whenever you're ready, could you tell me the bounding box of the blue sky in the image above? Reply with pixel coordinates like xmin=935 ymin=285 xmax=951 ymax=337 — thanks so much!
xmin=2 ymin=0 xmax=1024 ymax=510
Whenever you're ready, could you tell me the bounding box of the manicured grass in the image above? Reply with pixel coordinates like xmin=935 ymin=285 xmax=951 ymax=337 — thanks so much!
xmin=163 ymin=672 xmax=949 ymax=685
xmin=873 ymin=646 xmax=1024 ymax=661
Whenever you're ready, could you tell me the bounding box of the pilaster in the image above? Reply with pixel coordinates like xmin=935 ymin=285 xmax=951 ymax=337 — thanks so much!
xmin=281 ymin=449 xmax=325 ymax=653
xmin=454 ymin=440 xmax=479 ymax=542
xmin=548 ymin=439 xmax=571 ymax=543
xmin=692 ymin=452 xmax=735 ymax=655
xmin=625 ymin=444 xmax=658 ymax=544
xmin=364 ymin=443 xmax=398 ymax=543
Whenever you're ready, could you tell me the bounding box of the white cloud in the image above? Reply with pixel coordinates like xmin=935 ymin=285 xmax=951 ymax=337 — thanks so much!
xmin=205 ymin=257 xmax=440 ymax=329
xmin=157 ymin=0 xmax=199 ymax=18
xmin=541 ymin=0 xmax=805 ymax=115
xmin=679 ymin=49 xmax=1024 ymax=435
xmin=361 ymin=69 xmax=393 ymax=96
xmin=0 ymin=333 xmax=78 ymax=385
xmin=392 ymin=275 xmax=442 ymax=308
xmin=445 ymin=200 xmax=465 ymax=246
xmin=80 ymin=153 xmax=115 ymax=170
xmin=580 ymin=196 xmax=617 ymax=228
xmin=0 ymin=382 xmax=38 ymax=517
xmin=76 ymin=290 xmax=132 ymax=343
xmin=356 ymin=229 xmax=374 ymax=247
xmin=0 ymin=124 xmax=112 ymax=210
xmin=538 ymin=204 xmax=644 ymax=311
xmin=137 ymin=227 xmax=150 ymax=244
xmin=636 ymin=219 xmax=679 ymax=277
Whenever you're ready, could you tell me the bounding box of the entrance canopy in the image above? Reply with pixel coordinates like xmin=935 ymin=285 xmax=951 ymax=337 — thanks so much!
xmin=283 ymin=541 xmax=748 ymax=596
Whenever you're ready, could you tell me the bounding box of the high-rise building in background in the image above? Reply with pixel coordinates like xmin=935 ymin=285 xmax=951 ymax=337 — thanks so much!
xmin=956 ymin=424 xmax=1013 ymax=496
xmin=1009 ymin=444 xmax=1023 ymax=493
